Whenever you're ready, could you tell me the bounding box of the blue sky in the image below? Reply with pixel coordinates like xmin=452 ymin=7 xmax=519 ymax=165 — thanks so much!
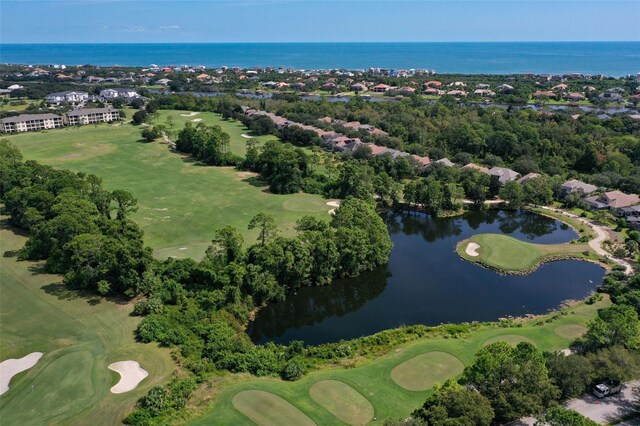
xmin=1 ymin=0 xmax=639 ymax=43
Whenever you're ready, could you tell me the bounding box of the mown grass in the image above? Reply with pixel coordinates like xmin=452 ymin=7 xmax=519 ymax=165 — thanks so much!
xmin=2 ymin=111 xmax=333 ymax=259
xmin=189 ymin=297 xmax=609 ymax=425
xmin=0 ymin=219 xmax=176 ymax=425
xmin=457 ymin=233 xmax=592 ymax=272
xmin=309 ymin=380 xmax=374 ymax=425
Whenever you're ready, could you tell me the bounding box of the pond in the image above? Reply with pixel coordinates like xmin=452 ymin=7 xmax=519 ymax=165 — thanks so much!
xmin=247 ymin=210 xmax=605 ymax=345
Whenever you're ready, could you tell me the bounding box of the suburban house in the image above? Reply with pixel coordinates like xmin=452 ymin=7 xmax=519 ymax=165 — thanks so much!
xmin=433 ymin=158 xmax=455 ymax=167
xmin=423 ymin=88 xmax=441 ymax=96
xmin=371 ymin=84 xmax=391 ymax=93
xmin=446 ymin=90 xmax=468 ymax=97
xmin=487 ymin=167 xmax=520 ymax=185
xmin=561 ymin=179 xmax=598 ymax=196
xmin=473 ymin=89 xmax=495 ymax=97
xmin=46 ymin=91 xmax=89 ymax=104
xmin=424 ymin=81 xmax=443 ymax=87
xmin=396 ymin=86 xmax=416 ymax=95
xmin=1 ymin=113 xmax=64 ymax=133
xmin=585 ymin=191 xmax=640 ymax=210
xmin=463 ymin=163 xmax=489 ymax=173
xmin=598 ymin=93 xmax=623 ymax=101
xmin=67 ymin=107 xmax=120 ymax=126
xmin=517 ymin=173 xmax=541 ymax=185
xmin=7 ymin=84 xmax=23 ymax=90
xmin=368 ymin=128 xmax=389 ymax=137
xmin=496 ymin=84 xmax=514 ymax=91
xmin=99 ymin=88 xmax=141 ymax=100
xmin=532 ymin=90 xmax=557 ymax=99
xmin=351 ymin=83 xmax=368 ymax=92
xmin=155 ymin=78 xmax=172 ymax=86
xmin=566 ymin=92 xmax=586 ymax=101
xmin=411 ymin=155 xmax=431 ymax=168
xmin=615 ymin=205 xmax=640 ymax=230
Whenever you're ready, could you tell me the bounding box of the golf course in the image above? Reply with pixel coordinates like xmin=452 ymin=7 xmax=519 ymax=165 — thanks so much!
xmin=2 ymin=110 xmax=333 ymax=259
xmin=0 ymin=218 xmax=176 ymax=425
xmin=190 ymin=297 xmax=607 ymax=425
xmin=457 ymin=233 xmax=595 ymax=273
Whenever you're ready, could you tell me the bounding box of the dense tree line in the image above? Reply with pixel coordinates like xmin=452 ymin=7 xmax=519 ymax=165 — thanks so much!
xmin=175 ymin=122 xmax=240 ymax=166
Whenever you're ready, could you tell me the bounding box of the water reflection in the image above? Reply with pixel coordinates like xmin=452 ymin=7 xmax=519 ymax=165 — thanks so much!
xmin=248 ymin=210 xmax=604 ymax=345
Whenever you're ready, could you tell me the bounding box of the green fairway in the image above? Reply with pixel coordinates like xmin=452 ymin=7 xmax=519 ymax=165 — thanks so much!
xmin=0 ymin=219 xmax=176 ymax=425
xmin=482 ymin=334 xmax=536 ymax=347
xmin=390 ymin=352 xmax=464 ymax=391
xmin=3 ymin=111 xmax=333 ymax=259
xmin=309 ymin=380 xmax=374 ymax=425
xmin=457 ymin=233 xmax=593 ymax=273
xmin=189 ymin=296 xmax=609 ymax=425
xmin=232 ymin=390 xmax=316 ymax=426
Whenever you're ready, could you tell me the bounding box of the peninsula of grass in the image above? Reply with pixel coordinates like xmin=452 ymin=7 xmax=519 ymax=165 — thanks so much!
xmin=456 ymin=233 xmax=596 ymax=274
xmin=3 ymin=111 xmax=332 ymax=259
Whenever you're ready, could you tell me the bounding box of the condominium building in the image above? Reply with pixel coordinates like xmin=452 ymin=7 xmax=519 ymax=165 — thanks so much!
xmin=67 ymin=107 xmax=120 ymax=125
xmin=46 ymin=91 xmax=89 ymax=104
xmin=1 ymin=113 xmax=64 ymax=133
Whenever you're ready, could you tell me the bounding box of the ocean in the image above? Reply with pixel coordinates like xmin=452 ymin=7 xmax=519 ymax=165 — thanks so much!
xmin=1 ymin=42 xmax=638 ymax=76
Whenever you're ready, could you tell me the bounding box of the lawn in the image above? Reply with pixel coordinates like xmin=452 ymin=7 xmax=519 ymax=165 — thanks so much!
xmin=3 ymin=112 xmax=334 ymax=259
xmin=457 ymin=233 xmax=593 ymax=272
xmin=189 ymin=297 xmax=608 ymax=425
xmin=0 ymin=219 xmax=176 ymax=425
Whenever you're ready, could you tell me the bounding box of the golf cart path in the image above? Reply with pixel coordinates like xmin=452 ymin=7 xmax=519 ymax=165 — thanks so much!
xmin=539 ymin=206 xmax=633 ymax=275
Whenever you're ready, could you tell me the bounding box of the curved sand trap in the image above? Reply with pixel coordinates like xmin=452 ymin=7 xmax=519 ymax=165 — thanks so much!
xmin=326 ymin=200 xmax=341 ymax=207
xmin=391 ymin=351 xmax=464 ymax=391
xmin=483 ymin=334 xmax=536 ymax=347
xmin=241 ymin=134 xmax=253 ymax=138
xmin=180 ymin=112 xmax=199 ymax=117
xmin=555 ymin=324 xmax=588 ymax=340
xmin=465 ymin=242 xmax=480 ymax=257
xmin=0 ymin=352 xmax=43 ymax=395
xmin=233 ymin=390 xmax=316 ymax=426
xmin=310 ymin=380 xmax=374 ymax=425
xmin=191 ymin=118 xmax=202 ymax=122
xmin=108 ymin=361 xmax=148 ymax=394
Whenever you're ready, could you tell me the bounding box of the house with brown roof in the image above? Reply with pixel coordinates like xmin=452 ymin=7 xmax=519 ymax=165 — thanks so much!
xmin=487 ymin=167 xmax=520 ymax=185
xmin=423 ymin=88 xmax=442 ymax=96
xmin=411 ymin=155 xmax=431 ymax=168
xmin=396 ymin=87 xmax=416 ymax=95
xmin=566 ymin=92 xmax=586 ymax=101
xmin=424 ymin=81 xmax=443 ymax=87
xmin=351 ymin=83 xmax=368 ymax=92
xmin=372 ymin=84 xmax=391 ymax=93
xmin=585 ymin=191 xmax=640 ymax=209
xmin=533 ymin=90 xmax=557 ymax=99
xmin=463 ymin=163 xmax=489 ymax=173
xmin=446 ymin=90 xmax=468 ymax=97
xmin=368 ymin=128 xmax=389 ymax=137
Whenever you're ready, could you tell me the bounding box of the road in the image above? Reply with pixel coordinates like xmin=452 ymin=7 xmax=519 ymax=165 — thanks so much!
xmin=538 ymin=206 xmax=634 ymax=275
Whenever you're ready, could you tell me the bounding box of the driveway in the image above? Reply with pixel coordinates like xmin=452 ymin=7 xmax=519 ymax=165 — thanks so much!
xmin=566 ymin=380 xmax=640 ymax=424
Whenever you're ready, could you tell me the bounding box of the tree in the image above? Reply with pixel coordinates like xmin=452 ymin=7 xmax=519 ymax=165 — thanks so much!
xmin=248 ymin=212 xmax=278 ymax=245
xmin=500 ymin=180 xmax=525 ymax=208
xmin=132 ymin=109 xmax=148 ymax=125
xmin=111 ymin=189 xmax=138 ymax=220
xmin=461 ymin=342 xmax=559 ymax=423
xmin=546 ymin=352 xmax=593 ymax=398
xmin=413 ymin=380 xmax=494 ymax=426
xmin=536 ymin=407 xmax=598 ymax=426
xmin=141 ymin=126 xmax=161 ymax=142
xmin=581 ymin=304 xmax=640 ymax=351
xmin=206 ymin=226 xmax=244 ymax=265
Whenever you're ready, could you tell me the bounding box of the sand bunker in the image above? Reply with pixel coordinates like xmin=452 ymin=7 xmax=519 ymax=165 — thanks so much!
xmin=180 ymin=112 xmax=199 ymax=117
xmin=326 ymin=201 xmax=341 ymax=215
xmin=241 ymin=134 xmax=253 ymax=139
xmin=465 ymin=242 xmax=480 ymax=257
xmin=0 ymin=352 xmax=43 ymax=395
xmin=191 ymin=118 xmax=202 ymax=122
xmin=108 ymin=361 xmax=148 ymax=394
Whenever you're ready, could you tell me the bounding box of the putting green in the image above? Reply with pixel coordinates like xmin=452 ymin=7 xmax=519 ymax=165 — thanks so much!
xmin=457 ymin=233 xmax=592 ymax=272
xmin=309 ymin=380 xmax=374 ymax=425
xmin=483 ymin=335 xmax=536 ymax=347
xmin=232 ymin=390 xmax=315 ymax=426
xmin=391 ymin=352 xmax=464 ymax=391
xmin=554 ymin=324 xmax=588 ymax=340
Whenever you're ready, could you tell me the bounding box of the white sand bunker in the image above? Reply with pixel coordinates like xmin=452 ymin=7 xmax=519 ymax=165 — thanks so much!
xmin=191 ymin=118 xmax=202 ymax=122
xmin=241 ymin=134 xmax=253 ymax=138
xmin=465 ymin=242 xmax=480 ymax=257
xmin=180 ymin=112 xmax=199 ymax=117
xmin=108 ymin=361 xmax=148 ymax=394
xmin=327 ymin=200 xmax=341 ymax=215
xmin=0 ymin=352 xmax=43 ymax=395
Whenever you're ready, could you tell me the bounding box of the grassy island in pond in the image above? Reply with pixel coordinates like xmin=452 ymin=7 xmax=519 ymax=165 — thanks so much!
xmin=457 ymin=233 xmax=595 ymax=273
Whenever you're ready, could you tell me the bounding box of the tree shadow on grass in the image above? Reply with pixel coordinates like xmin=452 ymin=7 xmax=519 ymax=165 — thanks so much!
xmin=242 ymin=176 xmax=273 ymax=193
xmin=3 ymin=249 xmax=21 ymax=258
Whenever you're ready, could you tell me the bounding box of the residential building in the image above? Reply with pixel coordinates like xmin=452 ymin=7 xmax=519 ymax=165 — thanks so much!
xmin=561 ymin=179 xmax=598 ymax=196
xmin=517 ymin=173 xmax=541 ymax=185
xmin=99 ymin=88 xmax=141 ymax=99
xmin=585 ymin=191 xmax=640 ymax=209
xmin=67 ymin=107 xmax=120 ymax=126
xmin=433 ymin=158 xmax=455 ymax=167
xmin=566 ymin=92 xmax=586 ymax=101
xmin=463 ymin=163 xmax=489 ymax=173
xmin=615 ymin=205 xmax=640 ymax=230
xmin=1 ymin=113 xmax=64 ymax=133
xmin=46 ymin=91 xmax=89 ymax=104
xmin=372 ymin=84 xmax=391 ymax=93
xmin=487 ymin=167 xmax=520 ymax=185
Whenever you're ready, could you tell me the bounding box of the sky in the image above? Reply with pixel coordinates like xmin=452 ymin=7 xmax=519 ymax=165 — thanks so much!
xmin=1 ymin=0 xmax=639 ymax=44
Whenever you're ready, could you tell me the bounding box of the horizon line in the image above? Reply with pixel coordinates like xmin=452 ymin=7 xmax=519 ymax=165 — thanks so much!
xmin=2 ymin=40 xmax=639 ymax=45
